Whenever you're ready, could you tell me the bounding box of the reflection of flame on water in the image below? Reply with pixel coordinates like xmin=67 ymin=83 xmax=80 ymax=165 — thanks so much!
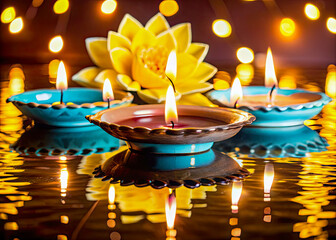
xmin=231 ymin=181 xmax=243 ymax=213
xmin=264 ymin=163 xmax=274 ymax=202
xmin=60 ymin=166 xmax=68 ymax=198
xmin=108 ymin=184 xmax=115 ymax=208
xmin=165 ymin=190 xmax=177 ymax=239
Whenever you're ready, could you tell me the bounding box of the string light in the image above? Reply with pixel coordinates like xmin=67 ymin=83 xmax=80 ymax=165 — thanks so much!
xmin=53 ymin=0 xmax=69 ymax=14
xmin=280 ymin=18 xmax=295 ymax=37
xmin=101 ymin=0 xmax=117 ymax=14
xmin=326 ymin=17 xmax=336 ymax=34
xmin=49 ymin=35 xmax=64 ymax=53
xmin=1 ymin=7 xmax=16 ymax=23
xmin=236 ymin=47 xmax=254 ymax=64
xmin=304 ymin=3 xmax=320 ymax=20
xmin=9 ymin=17 xmax=23 ymax=34
xmin=212 ymin=19 xmax=231 ymax=38
xmin=159 ymin=0 xmax=179 ymax=17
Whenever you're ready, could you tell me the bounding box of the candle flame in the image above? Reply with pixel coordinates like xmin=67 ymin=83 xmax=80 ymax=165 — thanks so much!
xmin=230 ymin=77 xmax=243 ymax=107
xmin=264 ymin=163 xmax=274 ymax=195
xmin=166 ymin=50 xmax=177 ymax=82
xmin=108 ymin=184 xmax=115 ymax=204
xmin=165 ymin=85 xmax=178 ymax=125
xmin=103 ymin=79 xmax=114 ymax=101
xmin=265 ymin=48 xmax=278 ymax=103
xmin=56 ymin=61 xmax=68 ymax=90
xmin=165 ymin=191 xmax=177 ymax=229
xmin=231 ymin=181 xmax=242 ymax=213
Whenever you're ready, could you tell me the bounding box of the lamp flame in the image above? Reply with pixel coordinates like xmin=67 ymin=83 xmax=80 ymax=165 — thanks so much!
xmin=165 ymin=85 xmax=178 ymax=125
xmin=231 ymin=181 xmax=243 ymax=213
xmin=264 ymin=163 xmax=274 ymax=195
xmin=166 ymin=51 xmax=177 ymax=82
xmin=56 ymin=61 xmax=68 ymax=90
xmin=265 ymin=48 xmax=278 ymax=103
xmin=103 ymin=79 xmax=114 ymax=101
xmin=230 ymin=77 xmax=243 ymax=107
xmin=165 ymin=191 xmax=177 ymax=230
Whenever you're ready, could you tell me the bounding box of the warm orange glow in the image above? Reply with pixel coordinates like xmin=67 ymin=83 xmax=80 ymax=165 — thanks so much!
xmin=264 ymin=163 xmax=274 ymax=202
xmin=1 ymin=7 xmax=16 ymax=23
xmin=304 ymin=3 xmax=320 ymax=20
xmin=166 ymin=51 xmax=177 ymax=82
xmin=101 ymin=0 xmax=117 ymax=14
xmin=236 ymin=63 xmax=254 ymax=85
xmin=103 ymin=79 xmax=114 ymax=101
xmin=60 ymin=167 xmax=68 ymax=197
xmin=279 ymin=75 xmax=296 ymax=89
xmin=32 ymin=0 xmax=44 ymax=8
xmin=49 ymin=35 xmax=64 ymax=53
xmin=53 ymin=0 xmax=69 ymax=14
xmin=212 ymin=19 xmax=231 ymax=38
xmin=231 ymin=181 xmax=242 ymax=213
xmin=236 ymin=47 xmax=254 ymax=64
xmin=230 ymin=77 xmax=243 ymax=107
xmin=9 ymin=17 xmax=23 ymax=33
xmin=280 ymin=18 xmax=295 ymax=37
xmin=325 ymin=65 xmax=336 ymax=98
xmin=9 ymin=66 xmax=25 ymax=94
xmin=60 ymin=215 xmax=69 ymax=224
xmin=326 ymin=17 xmax=336 ymax=34
xmin=108 ymin=185 xmax=115 ymax=204
xmin=265 ymin=48 xmax=277 ymax=103
xmin=165 ymin=85 xmax=178 ymax=125
xmin=49 ymin=59 xmax=60 ymax=79
xmin=56 ymin=61 xmax=68 ymax=90
xmin=159 ymin=0 xmax=179 ymax=17
xmin=165 ymin=192 xmax=176 ymax=229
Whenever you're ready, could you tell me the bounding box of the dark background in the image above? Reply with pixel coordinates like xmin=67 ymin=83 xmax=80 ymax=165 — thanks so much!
xmin=0 ymin=0 xmax=335 ymax=68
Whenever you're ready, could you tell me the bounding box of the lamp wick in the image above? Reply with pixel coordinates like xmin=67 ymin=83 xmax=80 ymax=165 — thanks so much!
xmin=166 ymin=75 xmax=176 ymax=93
xmin=107 ymin=97 xmax=110 ymax=109
xmin=234 ymin=98 xmax=240 ymax=109
xmin=171 ymin=121 xmax=175 ymax=129
xmin=60 ymin=89 xmax=63 ymax=104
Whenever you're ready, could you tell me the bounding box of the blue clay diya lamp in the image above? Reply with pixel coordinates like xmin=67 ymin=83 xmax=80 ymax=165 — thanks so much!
xmin=86 ymin=103 xmax=255 ymax=155
xmin=11 ymin=125 xmax=121 ymax=157
xmin=93 ymin=147 xmax=250 ymax=189
xmin=7 ymin=62 xmax=133 ymax=127
xmin=207 ymin=48 xmax=331 ymax=127
xmin=213 ymin=125 xmax=328 ymax=158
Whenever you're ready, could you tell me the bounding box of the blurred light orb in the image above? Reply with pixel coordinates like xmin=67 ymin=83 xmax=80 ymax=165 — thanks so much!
xmin=212 ymin=19 xmax=232 ymax=38
xmin=236 ymin=47 xmax=254 ymax=64
xmin=159 ymin=0 xmax=179 ymax=17
xmin=32 ymin=0 xmax=44 ymax=8
xmin=49 ymin=59 xmax=61 ymax=79
xmin=53 ymin=0 xmax=69 ymax=14
xmin=304 ymin=3 xmax=320 ymax=20
xmin=236 ymin=63 xmax=254 ymax=85
xmin=49 ymin=36 xmax=64 ymax=53
xmin=326 ymin=17 xmax=336 ymax=34
xmin=1 ymin=7 xmax=16 ymax=23
xmin=9 ymin=17 xmax=23 ymax=34
xmin=279 ymin=75 xmax=296 ymax=89
xmin=280 ymin=18 xmax=295 ymax=37
xmin=101 ymin=0 xmax=117 ymax=14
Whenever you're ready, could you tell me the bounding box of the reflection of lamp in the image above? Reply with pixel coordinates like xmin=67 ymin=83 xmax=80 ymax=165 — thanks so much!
xmin=107 ymin=184 xmax=117 ymax=230
xmin=165 ymin=190 xmax=177 ymax=240
xmin=60 ymin=165 xmax=68 ymax=199
xmin=231 ymin=181 xmax=242 ymax=214
xmin=264 ymin=163 xmax=274 ymax=202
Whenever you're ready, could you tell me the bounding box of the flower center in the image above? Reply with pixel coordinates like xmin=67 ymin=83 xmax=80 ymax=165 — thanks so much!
xmin=139 ymin=46 xmax=169 ymax=78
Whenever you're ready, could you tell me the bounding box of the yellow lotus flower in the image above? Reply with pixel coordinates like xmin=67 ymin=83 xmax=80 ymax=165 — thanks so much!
xmin=72 ymin=13 xmax=217 ymax=105
xmin=72 ymin=13 xmax=217 ymax=106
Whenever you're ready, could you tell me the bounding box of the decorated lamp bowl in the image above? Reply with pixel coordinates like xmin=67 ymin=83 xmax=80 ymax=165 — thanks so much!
xmin=86 ymin=104 xmax=255 ymax=154
xmin=7 ymin=88 xmax=133 ymax=127
xmin=207 ymin=86 xmax=331 ymax=127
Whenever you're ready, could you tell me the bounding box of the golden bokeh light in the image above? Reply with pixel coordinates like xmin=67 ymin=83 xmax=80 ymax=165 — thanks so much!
xmin=326 ymin=17 xmax=336 ymax=34
xmin=212 ymin=19 xmax=232 ymax=38
xmin=9 ymin=66 xmax=25 ymax=94
xmin=236 ymin=47 xmax=254 ymax=64
xmin=304 ymin=3 xmax=320 ymax=20
xmin=9 ymin=17 xmax=23 ymax=34
xmin=49 ymin=35 xmax=64 ymax=53
xmin=53 ymin=0 xmax=69 ymax=14
xmin=279 ymin=75 xmax=296 ymax=89
xmin=236 ymin=63 xmax=254 ymax=85
xmin=101 ymin=0 xmax=117 ymax=15
xmin=49 ymin=59 xmax=60 ymax=79
xmin=159 ymin=0 xmax=179 ymax=17
xmin=32 ymin=0 xmax=44 ymax=8
xmin=280 ymin=18 xmax=295 ymax=37
xmin=1 ymin=7 xmax=16 ymax=24
xmin=325 ymin=64 xmax=336 ymax=98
